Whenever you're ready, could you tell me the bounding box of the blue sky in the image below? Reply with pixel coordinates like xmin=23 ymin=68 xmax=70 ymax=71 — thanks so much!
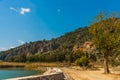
xmin=0 ymin=0 xmax=120 ymax=51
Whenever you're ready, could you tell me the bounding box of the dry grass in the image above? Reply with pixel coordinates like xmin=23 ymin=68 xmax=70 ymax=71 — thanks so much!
xmin=0 ymin=61 xmax=25 ymax=68
xmin=25 ymin=62 xmax=64 ymax=69
xmin=0 ymin=61 xmax=65 ymax=69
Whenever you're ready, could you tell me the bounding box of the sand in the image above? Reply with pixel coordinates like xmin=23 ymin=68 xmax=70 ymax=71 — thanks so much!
xmin=61 ymin=67 xmax=120 ymax=80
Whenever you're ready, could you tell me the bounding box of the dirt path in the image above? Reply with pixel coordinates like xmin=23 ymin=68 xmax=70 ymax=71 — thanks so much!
xmin=61 ymin=67 xmax=120 ymax=80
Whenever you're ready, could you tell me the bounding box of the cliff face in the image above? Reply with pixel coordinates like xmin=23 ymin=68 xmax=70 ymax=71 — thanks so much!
xmin=0 ymin=27 xmax=93 ymax=62
xmin=73 ymin=41 xmax=96 ymax=53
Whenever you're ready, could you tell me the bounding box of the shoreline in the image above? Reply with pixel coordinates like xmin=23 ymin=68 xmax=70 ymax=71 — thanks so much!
xmin=6 ymin=67 xmax=66 ymax=80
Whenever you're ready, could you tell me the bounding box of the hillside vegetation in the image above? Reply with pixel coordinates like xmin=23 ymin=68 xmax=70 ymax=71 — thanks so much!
xmin=0 ymin=27 xmax=92 ymax=62
xmin=0 ymin=17 xmax=120 ymax=68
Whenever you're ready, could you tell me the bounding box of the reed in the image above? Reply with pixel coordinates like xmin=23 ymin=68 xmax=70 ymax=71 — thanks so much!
xmin=25 ymin=62 xmax=64 ymax=70
xmin=0 ymin=61 xmax=66 ymax=69
xmin=0 ymin=61 xmax=25 ymax=68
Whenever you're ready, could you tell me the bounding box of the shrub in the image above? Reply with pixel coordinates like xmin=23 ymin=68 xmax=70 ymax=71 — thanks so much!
xmin=75 ymin=56 xmax=89 ymax=67
xmin=110 ymin=60 xmax=120 ymax=67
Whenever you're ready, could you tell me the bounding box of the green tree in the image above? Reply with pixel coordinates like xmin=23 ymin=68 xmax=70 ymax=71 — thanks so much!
xmin=89 ymin=13 xmax=120 ymax=74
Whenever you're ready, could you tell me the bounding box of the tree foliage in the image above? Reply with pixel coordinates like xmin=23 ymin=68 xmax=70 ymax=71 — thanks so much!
xmin=89 ymin=17 xmax=120 ymax=53
xmin=89 ymin=13 xmax=120 ymax=74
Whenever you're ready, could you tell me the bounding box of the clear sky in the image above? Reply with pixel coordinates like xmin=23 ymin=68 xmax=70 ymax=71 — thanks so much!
xmin=0 ymin=0 xmax=120 ymax=51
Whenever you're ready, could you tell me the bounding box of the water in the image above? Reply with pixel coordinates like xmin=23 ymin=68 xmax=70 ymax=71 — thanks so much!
xmin=0 ymin=68 xmax=40 ymax=80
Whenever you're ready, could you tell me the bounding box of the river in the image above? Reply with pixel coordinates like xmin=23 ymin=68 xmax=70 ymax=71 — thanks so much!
xmin=0 ymin=68 xmax=41 ymax=80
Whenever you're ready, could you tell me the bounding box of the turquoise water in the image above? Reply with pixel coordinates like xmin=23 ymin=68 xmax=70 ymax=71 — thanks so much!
xmin=0 ymin=68 xmax=40 ymax=80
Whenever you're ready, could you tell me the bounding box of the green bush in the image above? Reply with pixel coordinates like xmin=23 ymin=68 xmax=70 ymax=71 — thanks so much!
xmin=75 ymin=56 xmax=89 ymax=67
xmin=110 ymin=60 xmax=120 ymax=67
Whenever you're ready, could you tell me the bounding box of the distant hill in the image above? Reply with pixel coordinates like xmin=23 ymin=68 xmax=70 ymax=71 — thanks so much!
xmin=0 ymin=27 xmax=92 ymax=62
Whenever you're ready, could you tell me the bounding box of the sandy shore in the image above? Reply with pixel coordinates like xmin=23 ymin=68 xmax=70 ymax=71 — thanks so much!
xmin=61 ymin=67 xmax=120 ymax=80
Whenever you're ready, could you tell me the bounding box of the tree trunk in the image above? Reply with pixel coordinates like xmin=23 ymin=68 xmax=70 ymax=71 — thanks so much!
xmin=104 ymin=53 xmax=110 ymax=74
